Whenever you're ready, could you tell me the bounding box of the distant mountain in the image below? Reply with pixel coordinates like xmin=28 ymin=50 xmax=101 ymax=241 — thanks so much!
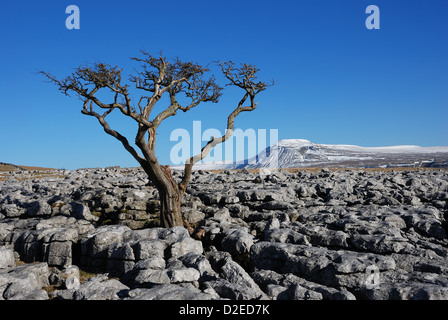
xmin=189 ymin=139 xmax=448 ymax=170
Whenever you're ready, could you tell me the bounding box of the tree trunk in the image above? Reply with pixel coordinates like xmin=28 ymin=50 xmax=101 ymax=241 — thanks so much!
xmin=151 ymin=165 xmax=184 ymax=228
xmin=158 ymin=187 xmax=183 ymax=228
xmin=139 ymin=146 xmax=184 ymax=228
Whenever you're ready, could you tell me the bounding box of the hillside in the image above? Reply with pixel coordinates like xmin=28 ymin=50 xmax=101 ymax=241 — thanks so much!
xmin=0 ymin=162 xmax=56 ymax=172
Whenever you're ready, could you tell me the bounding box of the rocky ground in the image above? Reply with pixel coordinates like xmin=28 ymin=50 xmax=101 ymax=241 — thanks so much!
xmin=0 ymin=166 xmax=447 ymax=300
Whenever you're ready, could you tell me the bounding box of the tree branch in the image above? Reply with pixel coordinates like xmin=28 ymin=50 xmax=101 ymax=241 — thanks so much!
xmin=179 ymin=62 xmax=270 ymax=194
xmin=80 ymin=104 xmax=146 ymax=166
xmin=129 ymin=52 xmax=224 ymax=134
xmin=40 ymin=67 xmax=153 ymax=128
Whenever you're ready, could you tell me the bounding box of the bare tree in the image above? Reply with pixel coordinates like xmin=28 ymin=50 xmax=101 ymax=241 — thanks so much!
xmin=40 ymin=51 xmax=271 ymax=228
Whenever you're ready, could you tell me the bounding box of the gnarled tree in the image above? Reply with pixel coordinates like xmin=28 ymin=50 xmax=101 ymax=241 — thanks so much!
xmin=40 ymin=51 xmax=271 ymax=228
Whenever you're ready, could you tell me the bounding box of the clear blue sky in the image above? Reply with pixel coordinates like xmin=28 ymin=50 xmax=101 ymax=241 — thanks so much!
xmin=0 ymin=0 xmax=447 ymax=169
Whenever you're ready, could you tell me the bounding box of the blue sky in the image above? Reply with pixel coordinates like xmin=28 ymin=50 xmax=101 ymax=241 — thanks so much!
xmin=0 ymin=0 xmax=447 ymax=169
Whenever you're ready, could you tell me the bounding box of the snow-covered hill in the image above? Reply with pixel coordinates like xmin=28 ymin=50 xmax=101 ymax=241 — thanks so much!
xmin=184 ymin=139 xmax=448 ymax=170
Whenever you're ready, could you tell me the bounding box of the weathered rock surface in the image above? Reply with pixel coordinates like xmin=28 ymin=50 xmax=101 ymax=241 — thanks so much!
xmin=0 ymin=166 xmax=447 ymax=300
